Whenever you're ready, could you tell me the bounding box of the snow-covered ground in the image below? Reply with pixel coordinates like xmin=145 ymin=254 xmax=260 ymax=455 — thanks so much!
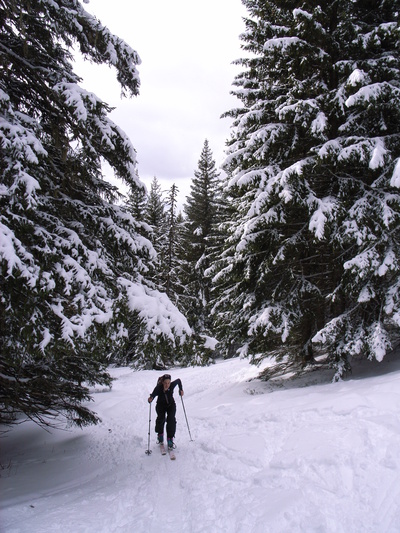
xmin=2 ymin=355 xmax=400 ymax=533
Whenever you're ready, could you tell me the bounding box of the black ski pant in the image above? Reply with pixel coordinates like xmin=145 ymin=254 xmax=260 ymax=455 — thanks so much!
xmin=155 ymin=402 xmax=176 ymax=439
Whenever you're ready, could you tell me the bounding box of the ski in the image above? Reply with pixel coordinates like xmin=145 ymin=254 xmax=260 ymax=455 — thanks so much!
xmin=168 ymin=448 xmax=176 ymax=460
xmin=160 ymin=443 xmax=167 ymax=455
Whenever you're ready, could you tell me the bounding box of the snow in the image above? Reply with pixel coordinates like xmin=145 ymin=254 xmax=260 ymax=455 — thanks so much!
xmin=347 ymin=68 xmax=368 ymax=86
xmin=118 ymin=278 xmax=191 ymax=340
xmin=378 ymin=250 xmax=396 ymax=277
xmin=391 ymin=159 xmax=400 ymax=188
xmin=277 ymin=160 xmax=308 ymax=203
xmin=369 ymin=138 xmax=387 ymax=170
xmin=0 ymin=220 xmax=40 ymax=282
xmin=53 ymin=83 xmax=97 ymax=122
xmin=264 ymin=36 xmax=301 ymax=52
xmin=39 ymin=328 xmax=52 ymax=353
xmin=368 ymin=323 xmax=391 ymax=363
xmin=308 ymin=196 xmax=337 ymax=240
xmin=293 ymin=8 xmax=312 ymax=21
xmin=345 ymin=82 xmax=399 ymax=108
xmin=311 ymin=111 xmax=327 ymax=134
xmin=201 ymin=335 xmax=219 ymax=350
xmin=2 ymin=355 xmax=400 ymax=533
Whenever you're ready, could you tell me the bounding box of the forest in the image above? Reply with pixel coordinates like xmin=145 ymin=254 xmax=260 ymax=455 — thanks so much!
xmin=1 ymin=0 xmax=400 ymax=429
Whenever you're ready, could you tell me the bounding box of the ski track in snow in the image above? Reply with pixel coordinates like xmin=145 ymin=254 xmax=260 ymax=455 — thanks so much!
xmin=1 ymin=358 xmax=400 ymax=532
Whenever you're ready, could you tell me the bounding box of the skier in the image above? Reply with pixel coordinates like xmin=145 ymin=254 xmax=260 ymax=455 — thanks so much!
xmin=148 ymin=374 xmax=184 ymax=451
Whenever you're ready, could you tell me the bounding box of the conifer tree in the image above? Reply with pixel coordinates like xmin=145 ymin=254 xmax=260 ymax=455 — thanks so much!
xmin=180 ymin=140 xmax=223 ymax=363
xmin=164 ymin=183 xmax=180 ymax=300
xmin=144 ymin=177 xmax=168 ymax=286
xmin=215 ymin=0 xmax=400 ymax=377
xmin=0 ymin=0 xmax=190 ymax=426
xmin=124 ymin=179 xmax=192 ymax=370
xmin=146 ymin=177 xmax=167 ymax=230
xmin=125 ymin=183 xmax=148 ymax=225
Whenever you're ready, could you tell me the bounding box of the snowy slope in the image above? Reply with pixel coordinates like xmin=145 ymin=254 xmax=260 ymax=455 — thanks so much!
xmin=1 ymin=356 xmax=400 ymax=533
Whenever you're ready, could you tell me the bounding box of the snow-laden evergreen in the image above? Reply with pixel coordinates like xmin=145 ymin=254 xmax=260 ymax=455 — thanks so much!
xmin=214 ymin=1 xmax=400 ymax=377
xmin=0 ymin=0 xmax=190 ymax=427
xmin=178 ymin=140 xmax=224 ymax=363
xmin=2 ymin=356 xmax=400 ymax=532
xmin=164 ymin=183 xmax=182 ymax=301
xmin=145 ymin=177 xmax=168 ymax=248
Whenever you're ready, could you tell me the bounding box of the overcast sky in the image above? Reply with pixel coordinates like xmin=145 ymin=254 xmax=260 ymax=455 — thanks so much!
xmin=76 ymin=0 xmax=247 ymax=207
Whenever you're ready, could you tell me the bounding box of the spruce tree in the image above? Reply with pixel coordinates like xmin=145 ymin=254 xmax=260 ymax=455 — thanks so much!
xmin=125 ymin=179 xmax=192 ymax=370
xmin=125 ymin=183 xmax=148 ymax=225
xmin=215 ymin=0 xmax=400 ymax=377
xmin=146 ymin=177 xmax=167 ymax=230
xmin=180 ymin=140 xmax=223 ymax=363
xmin=144 ymin=177 xmax=168 ymax=286
xmin=0 ymin=0 xmax=190 ymax=426
xmin=164 ymin=183 xmax=180 ymax=300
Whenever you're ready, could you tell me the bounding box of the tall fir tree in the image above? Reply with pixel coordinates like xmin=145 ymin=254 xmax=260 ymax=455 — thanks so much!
xmin=125 ymin=178 xmax=192 ymax=370
xmin=145 ymin=177 xmax=167 ymax=230
xmin=164 ymin=183 xmax=181 ymax=300
xmin=0 ymin=0 xmax=190 ymax=426
xmin=144 ymin=177 xmax=168 ymax=286
xmin=125 ymin=182 xmax=148 ymax=225
xmin=213 ymin=0 xmax=400 ymax=378
xmin=180 ymin=140 xmax=223 ymax=363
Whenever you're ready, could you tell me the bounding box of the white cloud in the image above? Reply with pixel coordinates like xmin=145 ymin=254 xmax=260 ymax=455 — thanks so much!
xmin=75 ymin=0 xmax=246 ymax=203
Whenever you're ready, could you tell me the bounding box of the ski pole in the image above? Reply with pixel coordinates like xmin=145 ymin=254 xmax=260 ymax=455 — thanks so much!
xmin=181 ymin=395 xmax=193 ymax=442
xmin=145 ymin=401 xmax=152 ymax=455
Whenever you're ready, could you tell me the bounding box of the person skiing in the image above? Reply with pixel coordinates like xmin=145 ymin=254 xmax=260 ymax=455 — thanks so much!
xmin=148 ymin=374 xmax=184 ymax=451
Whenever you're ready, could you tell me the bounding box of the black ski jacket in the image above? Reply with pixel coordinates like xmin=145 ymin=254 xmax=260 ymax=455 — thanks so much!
xmin=150 ymin=379 xmax=183 ymax=407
